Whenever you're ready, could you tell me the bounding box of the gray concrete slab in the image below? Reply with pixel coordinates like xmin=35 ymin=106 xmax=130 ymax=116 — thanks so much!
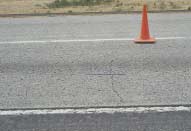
xmin=0 ymin=13 xmax=191 ymax=109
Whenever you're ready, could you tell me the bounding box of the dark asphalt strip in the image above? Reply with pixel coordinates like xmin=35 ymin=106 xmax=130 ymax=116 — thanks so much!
xmin=1 ymin=111 xmax=191 ymax=131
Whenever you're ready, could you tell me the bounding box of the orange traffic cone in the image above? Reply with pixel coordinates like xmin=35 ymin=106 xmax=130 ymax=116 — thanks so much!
xmin=134 ymin=5 xmax=156 ymax=43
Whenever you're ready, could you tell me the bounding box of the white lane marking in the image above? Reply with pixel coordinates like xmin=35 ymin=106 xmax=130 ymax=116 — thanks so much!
xmin=0 ymin=37 xmax=190 ymax=44
xmin=0 ymin=106 xmax=191 ymax=116
xmin=156 ymin=37 xmax=189 ymax=40
xmin=0 ymin=38 xmax=134 ymax=44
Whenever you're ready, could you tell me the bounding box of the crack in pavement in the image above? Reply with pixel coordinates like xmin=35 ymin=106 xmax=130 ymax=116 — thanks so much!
xmin=109 ymin=60 xmax=124 ymax=103
xmin=110 ymin=75 xmax=124 ymax=103
xmin=86 ymin=60 xmax=125 ymax=103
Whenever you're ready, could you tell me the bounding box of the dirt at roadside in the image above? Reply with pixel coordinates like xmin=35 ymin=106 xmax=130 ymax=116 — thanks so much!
xmin=0 ymin=0 xmax=190 ymax=16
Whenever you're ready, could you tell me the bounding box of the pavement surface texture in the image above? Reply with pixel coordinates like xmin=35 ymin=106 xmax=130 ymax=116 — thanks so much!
xmin=0 ymin=13 xmax=191 ymax=109
xmin=1 ymin=111 xmax=191 ymax=131
xmin=0 ymin=12 xmax=191 ymax=131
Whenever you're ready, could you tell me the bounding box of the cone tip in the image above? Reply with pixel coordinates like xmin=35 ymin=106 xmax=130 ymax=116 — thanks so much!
xmin=143 ymin=4 xmax=147 ymax=9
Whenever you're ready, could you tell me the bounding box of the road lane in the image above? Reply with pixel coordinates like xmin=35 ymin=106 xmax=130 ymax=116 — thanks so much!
xmin=1 ymin=110 xmax=191 ymax=131
xmin=0 ymin=13 xmax=191 ymax=110
xmin=1 ymin=38 xmax=191 ymax=109
xmin=1 ymin=12 xmax=191 ymax=131
xmin=0 ymin=13 xmax=190 ymax=42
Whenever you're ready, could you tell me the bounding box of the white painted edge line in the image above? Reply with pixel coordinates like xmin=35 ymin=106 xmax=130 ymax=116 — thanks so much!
xmin=156 ymin=37 xmax=190 ymax=40
xmin=0 ymin=106 xmax=191 ymax=116
xmin=0 ymin=37 xmax=190 ymax=44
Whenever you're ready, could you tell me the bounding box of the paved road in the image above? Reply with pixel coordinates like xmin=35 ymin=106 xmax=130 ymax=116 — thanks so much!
xmin=0 ymin=13 xmax=191 ymax=109
xmin=0 ymin=12 xmax=191 ymax=130
xmin=1 ymin=111 xmax=191 ymax=131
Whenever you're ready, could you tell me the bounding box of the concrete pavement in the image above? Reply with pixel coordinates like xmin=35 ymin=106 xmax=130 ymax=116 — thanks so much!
xmin=0 ymin=12 xmax=191 ymax=131
xmin=0 ymin=13 xmax=191 ymax=109
xmin=1 ymin=38 xmax=191 ymax=109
